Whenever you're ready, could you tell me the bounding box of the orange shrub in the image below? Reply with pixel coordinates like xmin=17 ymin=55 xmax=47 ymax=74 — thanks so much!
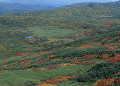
xmin=82 ymin=55 xmax=98 ymax=59
xmin=44 ymin=76 xmax=74 ymax=84
xmin=99 ymin=54 xmax=111 ymax=59
xmin=36 ymin=83 xmax=56 ymax=86
xmin=114 ymin=72 xmax=120 ymax=75
xmin=93 ymin=78 xmax=115 ymax=86
xmin=107 ymin=47 xmax=116 ymax=50
xmin=0 ymin=71 xmax=4 ymax=72
xmin=61 ymin=63 xmax=75 ymax=67
xmin=24 ymin=62 xmax=30 ymax=66
xmin=39 ymin=68 xmax=47 ymax=72
xmin=116 ymin=39 xmax=120 ymax=42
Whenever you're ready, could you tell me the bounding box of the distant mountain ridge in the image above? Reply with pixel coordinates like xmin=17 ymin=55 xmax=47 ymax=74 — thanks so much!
xmin=0 ymin=0 xmax=118 ymax=7
xmin=0 ymin=0 xmax=119 ymax=14
xmin=0 ymin=2 xmax=56 ymax=14
xmin=97 ymin=0 xmax=120 ymax=9
xmin=61 ymin=2 xmax=103 ymax=7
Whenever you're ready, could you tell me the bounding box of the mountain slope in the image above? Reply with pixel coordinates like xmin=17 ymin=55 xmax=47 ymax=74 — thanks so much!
xmin=0 ymin=1 xmax=120 ymax=86
xmin=0 ymin=2 xmax=56 ymax=14
xmin=0 ymin=1 xmax=120 ymax=28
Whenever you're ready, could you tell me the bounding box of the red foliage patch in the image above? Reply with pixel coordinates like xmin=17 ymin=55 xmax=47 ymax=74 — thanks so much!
xmin=3 ymin=62 xmax=9 ymax=65
xmin=115 ymin=79 xmax=120 ymax=85
xmin=72 ymin=61 xmax=81 ymax=64
xmin=20 ymin=56 xmax=26 ymax=58
xmin=3 ymin=64 xmax=10 ymax=67
xmin=1 ymin=57 xmax=9 ymax=59
xmin=13 ymin=53 xmax=22 ymax=56
xmin=116 ymin=32 xmax=120 ymax=34
xmin=26 ymin=43 xmax=29 ymax=45
xmin=47 ymin=65 xmax=58 ymax=69
xmin=36 ymin=60 xmax=44 ymax=64
xmin=108 ymin=53 xmax=120 ymax=62
xmin=97 ymin=78 xmax=115 ymax=86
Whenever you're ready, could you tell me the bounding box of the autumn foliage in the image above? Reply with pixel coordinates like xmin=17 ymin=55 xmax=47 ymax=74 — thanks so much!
xmin=99 ymin=54 xmax=111 ymax=59
xmin=72 ymin=61 xmax=81 ymax=64
xmin=114 ymin=79 xmax=120 ymax=85
xmin=42 ymin=76 xmax=74 ymax=84
xmin=36 ymin=83 xmax=56 ymax=86
xmin=47 ymin=65 xmax=58 ymax=69
xmin=93 ymin=78 xmax=115 ymax=86
xmin=108 ymin=53 xmax=120 ymax=62
xmin=13 ymin=53 xmax=23 ymax=56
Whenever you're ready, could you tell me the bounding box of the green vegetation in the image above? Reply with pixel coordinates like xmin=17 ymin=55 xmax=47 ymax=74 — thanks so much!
xmin=77 ymin=63 xmax=120 ymax=82
xmin=0 ymin=1 xmax=120 ymax=86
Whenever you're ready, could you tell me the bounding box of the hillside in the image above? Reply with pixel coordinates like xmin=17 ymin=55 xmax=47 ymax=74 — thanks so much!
xmin=0 ymin=1 xmax=120 ymax=28
xmin=0 ymin=1 xmax=120 ymax=86
xmin=0 ymin=2 xmax=55 ymax=14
